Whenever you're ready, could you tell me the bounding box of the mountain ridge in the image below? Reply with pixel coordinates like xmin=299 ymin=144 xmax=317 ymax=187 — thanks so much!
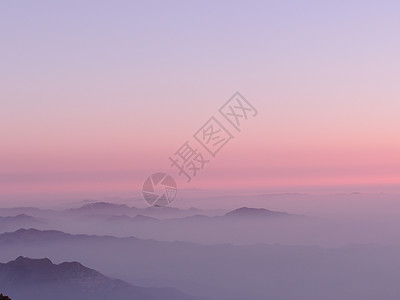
xmin=0 ymin=256 xmax=204 ymax=300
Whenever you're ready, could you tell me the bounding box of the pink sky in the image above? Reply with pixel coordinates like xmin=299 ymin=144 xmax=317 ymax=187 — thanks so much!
xmin=1 ymin=1 xmax=400 ymax=203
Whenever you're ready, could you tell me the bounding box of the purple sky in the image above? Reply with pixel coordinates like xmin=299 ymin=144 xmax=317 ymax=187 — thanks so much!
xmin=1 ymin=1 xmax=400 ymax=204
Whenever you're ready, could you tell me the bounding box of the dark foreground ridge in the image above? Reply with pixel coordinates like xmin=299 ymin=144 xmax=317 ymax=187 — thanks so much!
xmin=0 ymin=256 xmax=203 ymax=300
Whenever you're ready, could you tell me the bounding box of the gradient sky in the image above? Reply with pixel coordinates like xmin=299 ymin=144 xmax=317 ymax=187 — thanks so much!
xmin=1 ymin=1 xmax=400 ymax=204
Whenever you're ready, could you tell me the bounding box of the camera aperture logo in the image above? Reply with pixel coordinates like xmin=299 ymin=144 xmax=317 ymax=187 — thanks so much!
xmin=141 ymin=92 xmax=258 ymax=206
xmin=142 ymin=173 xmax=177 ymax=207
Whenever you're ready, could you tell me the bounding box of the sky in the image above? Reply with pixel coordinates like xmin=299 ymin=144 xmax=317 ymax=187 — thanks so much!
xmin=1 ymin=1 xmax=400 ymax=204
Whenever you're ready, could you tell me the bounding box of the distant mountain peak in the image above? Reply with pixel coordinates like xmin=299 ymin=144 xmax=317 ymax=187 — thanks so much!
xmin=224 ymin=207 xmax=289 ymax=218
xmin=8 ymin=228 xmax=67 ymax=236
xmin=10 ymin=214 xmax=33 ymax=218
xmin=14 ymin=256 xmax=52 ymax=266
xmin=105 ymin=214 xmax=157 ymax=222
xmin=0 ymin=228 xmax=142 ymax=246
xmin=133 ymin=214 xmax=157 ymax=221
xmin=79 ymin=202 xmax=130 ymax=209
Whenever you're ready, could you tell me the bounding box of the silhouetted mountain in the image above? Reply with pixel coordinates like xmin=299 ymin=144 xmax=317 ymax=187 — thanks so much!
xmin=0 ymin=203 xmax=224 ymax=225
xmin=105 ymin=214 xmax=157 ymax=222
xmin=67 ymin=202 xmax=135 ymax=215
xmin=2 ymin=229 xmax=400 ymax=300
xmin=66 ymin=202 xmax=216 ymax=219
xmin=0 ymin=256 xmax=203 ymax=300
xmin=0 ymin=207 xmax=57 ymax=218
xmin=0 ymin=214 xmax=42 ymax=223
xmin=75 ymin=206 xmax=295 ymax=228
xmin=0 ymin=228 xmax=134 ymax=246
xmin=223 ymin=207 xmax=291 ymax=219
xmin=0 ymin=214 xmax=45 ymax=232
xmin=156 ymin=207 xmax=294 ymax=223
xmin=178 ymin=214 xmax=213 ymax=221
